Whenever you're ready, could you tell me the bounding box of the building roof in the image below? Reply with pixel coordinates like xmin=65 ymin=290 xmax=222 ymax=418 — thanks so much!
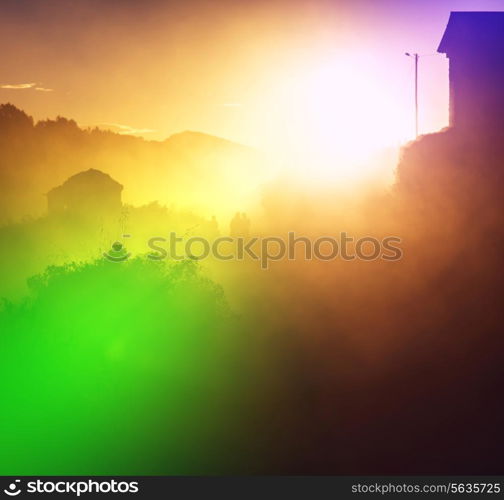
xmin=438 ymin=12 xmax=504 ymax=54
xmin=47 ymin=169 xmax=123 ymax=195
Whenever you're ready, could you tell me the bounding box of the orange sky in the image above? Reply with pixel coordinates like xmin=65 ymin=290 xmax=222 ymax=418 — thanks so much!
xmin=1 ymin=0 xmax=503 ymax=157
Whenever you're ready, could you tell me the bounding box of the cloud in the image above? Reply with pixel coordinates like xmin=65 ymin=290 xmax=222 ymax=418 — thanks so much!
xmin=0 ymin=82 xmax=37 ymax=89
xmin=0 ymin=83 xmax=54 ymax=92
xmin=100 ymin=123 xmax=157 ymax=136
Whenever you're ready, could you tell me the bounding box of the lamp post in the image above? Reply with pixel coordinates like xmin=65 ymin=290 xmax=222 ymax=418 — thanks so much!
xmin=405 ymin=52 xmax=419 ymax=138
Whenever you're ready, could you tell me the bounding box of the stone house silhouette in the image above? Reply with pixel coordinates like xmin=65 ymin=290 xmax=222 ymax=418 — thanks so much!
xmin=438 ymin=11 xmax=504 ymax=132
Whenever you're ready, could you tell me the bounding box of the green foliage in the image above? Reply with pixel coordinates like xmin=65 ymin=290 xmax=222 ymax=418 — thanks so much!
xmin=0 ymin=258 xmax=263 ymax=474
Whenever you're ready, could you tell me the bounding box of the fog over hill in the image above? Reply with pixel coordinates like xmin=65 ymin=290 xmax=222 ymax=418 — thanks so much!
xmin=0 ymin=103 xmax=269 ymax=224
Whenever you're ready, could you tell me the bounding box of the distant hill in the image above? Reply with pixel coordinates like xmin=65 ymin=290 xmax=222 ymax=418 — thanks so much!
xmin=0 ymin=104 xmax=270 ymax=224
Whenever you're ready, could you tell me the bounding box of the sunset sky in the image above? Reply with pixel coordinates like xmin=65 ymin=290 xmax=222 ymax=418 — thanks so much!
xmin=1 ymin=0 xmax=503 ymax=162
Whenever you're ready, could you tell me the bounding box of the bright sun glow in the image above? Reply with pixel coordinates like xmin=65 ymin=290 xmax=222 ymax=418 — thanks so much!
xmin=271 ymin=54 xmax=412 ymax=184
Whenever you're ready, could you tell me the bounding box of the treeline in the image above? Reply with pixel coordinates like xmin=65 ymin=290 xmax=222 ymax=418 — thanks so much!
xmin=0 ymin=103 xmax=266 ymax=225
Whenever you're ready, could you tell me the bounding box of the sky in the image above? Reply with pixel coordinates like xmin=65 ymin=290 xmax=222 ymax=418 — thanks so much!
xmin=1 ymin=0 xmax=503 ymax=166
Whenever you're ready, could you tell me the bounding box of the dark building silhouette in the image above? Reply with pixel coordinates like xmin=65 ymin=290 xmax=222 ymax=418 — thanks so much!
xmin=438 ymin=12 xmax=504 ymax=133
xmin=47 ymin=169 xmax=123 ymax=217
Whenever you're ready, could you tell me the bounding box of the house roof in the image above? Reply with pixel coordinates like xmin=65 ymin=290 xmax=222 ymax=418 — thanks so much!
xmin=438 ymin=12 xmax=504 ymax=54
xmin=47 ymin=169 xmax=123 ymax=195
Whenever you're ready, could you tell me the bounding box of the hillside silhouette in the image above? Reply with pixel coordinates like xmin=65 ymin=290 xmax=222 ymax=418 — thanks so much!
xmin=0 ymin=103 xmax=267 ymax=225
